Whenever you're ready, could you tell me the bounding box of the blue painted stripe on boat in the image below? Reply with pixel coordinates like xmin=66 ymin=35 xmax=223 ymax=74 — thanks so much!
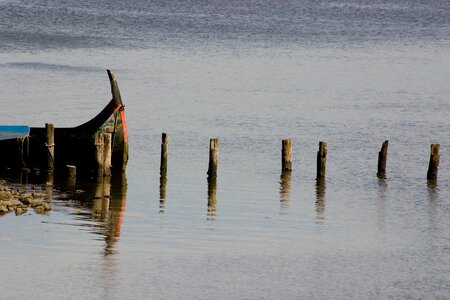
xmin=0 ymin=125 xmax=30 ymax=140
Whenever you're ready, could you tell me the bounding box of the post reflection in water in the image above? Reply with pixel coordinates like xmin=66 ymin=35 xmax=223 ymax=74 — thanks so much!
xmin=315 ymin=178 xmax=326 ymax=224
xmin=92 ymin=176 xmax=111 ymax=222
xmin=427 ymin=180 xmax=438 ymax=200
xmin=105 ymin=174 xmax=127 ymax=256
xmin=279 ymin=170 xmax=292 ymax=215
xmin=159 ymin=173 xmax=167 ymax=213
xmin=207 ymin=175 xmax=217 ymax=221
xmin=376 ymin=178 xmax=387 ymax=230
xmin=85 ymin=174 xmax=127 ymax=256
xmin=427 ymin=180 xmax=438 ymax=226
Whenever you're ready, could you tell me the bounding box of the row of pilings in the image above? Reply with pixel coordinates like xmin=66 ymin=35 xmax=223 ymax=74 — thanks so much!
xmin=157 ymin=133 xmax=440 ymax=217
xmin=39 ymin=126 xmax=442 ymax=185
xmin=158 ymin=133 xmax=441 ymax=182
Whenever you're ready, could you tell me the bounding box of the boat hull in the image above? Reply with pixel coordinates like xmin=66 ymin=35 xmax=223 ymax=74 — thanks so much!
xmin=0 ymin=70 xmax=128 ymax=174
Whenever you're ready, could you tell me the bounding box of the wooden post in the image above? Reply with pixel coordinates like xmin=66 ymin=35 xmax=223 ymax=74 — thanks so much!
xmin=94 ymin=132 xmax=104 ymax=177
xmin=159 ymin=133 xmax=168 ymax=213
xmin=316 ymin=141 xmax=327 ymax=180
xmin=207 ymin=138 xmax=219 ymax=177
xmin=427 ymin=144 xmax=440 ymax=180
xmin=103 ymin=133 xmax=112 ymax=176
xmin=45 ymin=123 xmax=55 ymax=173
xmin=282 ymin=138 xmax=292 ymax=172
xmin=160 ymin=133 xmax=168 ymax=177
xmin=45 ymin=171 xmax=53 ymax=204
xmin=66 ymin=165 xmax=76 ymax=189
xmin=377 ymin=140 xmax=389 ymax=179
xmin=94 ymin=133 xmax=112 ymax=177
xmin=66 ymin=165 xmax=76 ymax=178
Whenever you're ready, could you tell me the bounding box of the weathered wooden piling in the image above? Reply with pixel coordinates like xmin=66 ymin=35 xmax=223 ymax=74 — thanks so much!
xmin=159 ymin=133 xmax=169 ymax=212
xmin=160 ymin=133 xmax=168 ymax=176
xmin=45 ymin=123 xmax=55 ymax=173
xmin=377 ymin=140 xmax=389 ymax=179
xmin=207 ymin=138 xmax=219 ymax=177
xmin=45 ymin=172 xmax=53 ymax=204
xmin=66 ymin=165 xmax=76 ymax=178
xmin=316 ymin=141 xmax=327 ymax=180
xmin=94 ymin=132 xmax=112 ymax=177
xmin=103 ymin=133 xmax=112 ymax=176
xmin=94 ymin=133 xmax=104 ymax=177
xmin=427 ymin=144 xmax=440 ymax=180
xmin=66 ymin=165 xmax=76 ymax=189
xmin=282 ymin=138 xmax=292 ymax=172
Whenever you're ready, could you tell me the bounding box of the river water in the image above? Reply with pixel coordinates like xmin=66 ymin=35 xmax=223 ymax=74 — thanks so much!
xmin=1 ymin=0 xmax=450 ymax=299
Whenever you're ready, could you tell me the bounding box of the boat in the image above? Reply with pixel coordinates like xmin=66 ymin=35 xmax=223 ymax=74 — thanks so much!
xmin=0 ymin=70 xmax=128 ymax=174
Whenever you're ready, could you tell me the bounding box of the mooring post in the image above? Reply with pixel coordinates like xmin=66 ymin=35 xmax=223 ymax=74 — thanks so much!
xmin=316 ymin=141 xmax=327 ymax=180
xmin=160 ymin=133 xmax=168 ymax=177
xmin=45 ymin=171 xmax=53 ymax=204
xmin=207 ymin=138 xmax=219 ymax=178
xmin=159 ymin=133 xmax=168 ymax=213
xmin=282 ymin=138 xmax=292 ymax=172
xmin=377 ymin=140 xmax=389 ymax=179
xmin=94 ymin=132 xmax=105 ymax=177
xmin=65 ymin=165 xmax=76 ymax=189
xmin=103 ymin=133 xmax=112 ymax=177
xmin=45 ymin=123 xmax=55 ymax=173
xmin=94 ymin=132 xmax=112 ymax=177
xmin=427 ymin=144 xmax=440 ymax=180
xmin=66 ymin=165 xmax=76 ymax=178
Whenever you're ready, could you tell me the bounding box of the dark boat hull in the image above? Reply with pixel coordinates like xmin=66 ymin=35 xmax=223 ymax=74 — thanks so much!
xmin=0 ymin=70 xmax=128 ymax=174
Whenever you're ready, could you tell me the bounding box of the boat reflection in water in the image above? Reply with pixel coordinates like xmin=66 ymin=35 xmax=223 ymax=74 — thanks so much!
xmin=62 ymin=173 xmax=128 ymax=256
xmin=0 ymin=168 xmax=127 ymax=255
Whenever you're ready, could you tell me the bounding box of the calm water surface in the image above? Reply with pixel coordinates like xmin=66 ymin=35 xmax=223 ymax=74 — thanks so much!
xmin=1 ymin=0 xmax=450 ymax=299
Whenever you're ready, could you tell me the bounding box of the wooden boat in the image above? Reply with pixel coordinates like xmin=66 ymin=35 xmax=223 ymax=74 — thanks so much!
xmin=0 ymin=70 xmax=128 ymax=174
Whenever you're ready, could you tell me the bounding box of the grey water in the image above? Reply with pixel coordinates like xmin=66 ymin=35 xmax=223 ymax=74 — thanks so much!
xmin=1 ymin=0 xmax=450 ymax=299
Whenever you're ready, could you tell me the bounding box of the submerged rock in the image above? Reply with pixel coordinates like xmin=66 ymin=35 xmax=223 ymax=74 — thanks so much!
xmin=0 ymin=191 xmax=13 ymax=201
xmin=42 ymin=202 xmax=51 ymax=211
xmin=0 ymin=205 xmax=8 ymax=213
xmin=0 ymin=181 xmax=52 ymax=216
xmin=15 ymin=207 xmax=27 ymax=216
